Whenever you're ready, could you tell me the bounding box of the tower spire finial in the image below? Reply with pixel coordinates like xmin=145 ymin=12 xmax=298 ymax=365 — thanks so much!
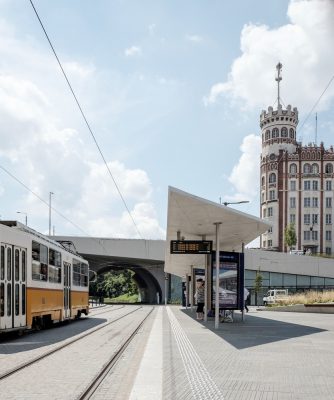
xmin=275 ymin=62 xmax=282 ymax=107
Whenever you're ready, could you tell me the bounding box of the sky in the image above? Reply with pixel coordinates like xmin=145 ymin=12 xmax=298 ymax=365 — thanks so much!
xmin=0 ymin=0 xmax=333 ymax=242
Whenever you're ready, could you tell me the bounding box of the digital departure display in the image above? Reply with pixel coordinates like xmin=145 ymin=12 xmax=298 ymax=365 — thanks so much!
xmin=170 ymin=240 xmax=213 ymax=254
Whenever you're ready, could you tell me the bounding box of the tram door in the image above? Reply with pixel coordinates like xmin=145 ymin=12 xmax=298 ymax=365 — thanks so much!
xmin=63 ymin=262 xmax=71 ymax=319
xmin=0 ymin=244 xmax=27 ymax=330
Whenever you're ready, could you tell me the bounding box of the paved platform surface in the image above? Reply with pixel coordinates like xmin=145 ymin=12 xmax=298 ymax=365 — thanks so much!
xmin=132 ymin=306 xmax=334 ymax=400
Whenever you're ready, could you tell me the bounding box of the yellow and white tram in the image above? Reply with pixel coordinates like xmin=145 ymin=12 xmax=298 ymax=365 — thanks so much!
xmin=0 ymin=221 xmax=89 ymax=333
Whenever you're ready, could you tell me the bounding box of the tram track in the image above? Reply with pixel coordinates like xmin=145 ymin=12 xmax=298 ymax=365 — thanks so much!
xmin=0 ymin=305 xmax=142 ymax=381
xmin=77 ymin=306 xmax=155 ymax=400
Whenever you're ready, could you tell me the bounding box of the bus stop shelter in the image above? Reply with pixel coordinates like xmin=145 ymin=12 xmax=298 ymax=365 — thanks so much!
xmin=164 ymin=186 xmax=271 ymax=328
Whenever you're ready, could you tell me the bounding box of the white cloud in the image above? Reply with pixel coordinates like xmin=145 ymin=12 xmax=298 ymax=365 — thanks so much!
xmin=204 ymin=0 xmax=334 ymax=111
xmin=185 ymin=34 xmax=204 ymax=43
xmin=227 ymin=134 xmax=261 ymax=200
xmin=0 ymin=19 xmax=164 ymax=239
xmin=124 ymin=45 xmax=142 ymax=57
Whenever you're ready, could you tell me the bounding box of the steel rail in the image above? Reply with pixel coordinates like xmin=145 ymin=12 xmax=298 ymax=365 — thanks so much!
xmin=78 ymin=306 xmax=155 ymax=400
xmin=0 ymin=306 xmax=142 ymax=381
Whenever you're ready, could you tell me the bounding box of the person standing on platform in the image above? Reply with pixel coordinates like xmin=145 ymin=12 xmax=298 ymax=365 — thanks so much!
xmin=244 ymin=287 xmax=250 ymax=312
xmin=195 ymin=278 xmax=205 ymax=320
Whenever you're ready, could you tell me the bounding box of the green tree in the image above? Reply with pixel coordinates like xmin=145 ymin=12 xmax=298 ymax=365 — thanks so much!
xmin=254 ymin=269 xmax=263 ymax=306
xmin=284 ymin=223 xmax=297 ymax=251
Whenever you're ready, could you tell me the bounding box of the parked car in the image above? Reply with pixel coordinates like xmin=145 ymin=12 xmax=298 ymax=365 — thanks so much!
xmin=263 ymin=289 xmax=289 ymax=305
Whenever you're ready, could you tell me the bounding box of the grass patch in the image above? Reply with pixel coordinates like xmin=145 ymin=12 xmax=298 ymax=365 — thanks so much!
xmin=104 ymin=293 xmax=139 ymax=304
xmin=279 ymin=290 xmax=334 ymax=306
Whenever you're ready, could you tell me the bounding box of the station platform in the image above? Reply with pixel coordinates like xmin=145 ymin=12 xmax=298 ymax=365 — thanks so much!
xmin=130 ymin=305 xmax=334 ymax=400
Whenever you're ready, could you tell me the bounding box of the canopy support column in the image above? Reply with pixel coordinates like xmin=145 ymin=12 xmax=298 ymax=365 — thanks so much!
xmin=214 ymin=222 xmax=222 ymax=329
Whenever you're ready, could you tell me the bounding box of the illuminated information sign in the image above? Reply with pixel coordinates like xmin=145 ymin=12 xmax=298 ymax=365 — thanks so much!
xmin=170 ymin=240 xmax=213 ymax=254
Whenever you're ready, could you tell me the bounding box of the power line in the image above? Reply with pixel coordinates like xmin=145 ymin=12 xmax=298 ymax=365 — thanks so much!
xmin=298 ymin=73 xmax=334 ymax=140
xmin=28 ymin=0 xmax=143 ymax=239
xmin=0 ymin=163 xmax=108 ymax=254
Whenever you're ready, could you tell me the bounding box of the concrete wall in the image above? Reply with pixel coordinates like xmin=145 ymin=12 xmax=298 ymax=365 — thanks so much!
xmin=245 ymin=248 xmax=334 ymax=278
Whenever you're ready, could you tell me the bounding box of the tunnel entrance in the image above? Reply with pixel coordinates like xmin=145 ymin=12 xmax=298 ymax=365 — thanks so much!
xmin=90 ymin=265 xmax=163 ymax=304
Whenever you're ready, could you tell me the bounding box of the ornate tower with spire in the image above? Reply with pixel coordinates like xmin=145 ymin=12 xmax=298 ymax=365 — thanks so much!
xmin=260 ymin=64 xmax=334 ymax=255
xmin=260 ymin=63 xmax=299 ymax=250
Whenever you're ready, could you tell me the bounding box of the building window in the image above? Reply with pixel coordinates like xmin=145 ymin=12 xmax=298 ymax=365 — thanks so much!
xmin=272 ymin=128 xmax=279 ymax=138
xmin=326 ymin=231 xmax=332 ymax=241
xmin=268 ymin=227 xmax=272 ymax=233
xmin=268 ymin=240 xmax=273 ymax=247
xmin=304 ymin=231 xmax=311 ymax=240
xmin=312 ymin=164 xmax=319 ymax=174
xmin=312 ymin=181 xmax=318 ymax=190
xmin=326 ymin=214 xmax=332 ymax=224
xmin=289 ymin=128 xmax=295 ymax=139
xmin=263 ymin=240 xmax=266 ymax=247
xmin=261 ymin=193 xmax=265 ymax=202
xmin=304 ymin=214 xmax=310 ymax=224
xmin=312 ymin=230 xmax=318 ymax=241
xmin=304 ymin=197 xmax=311 ymax=207
xmin=290 ymin=214 xmax=296 ymax=224
xmin=290 ymin=197 xmax=296 ymax=208
xmin=326 ymin=247 xmax=332 ymax=255
xmin=281 ymin=127 xmax=288 ymax=137
xmin=290 ymin=163 xmax=297 ymax=174
xmin=269 ymin=173 xmax=276 ymax=183
xmin=263 ymin=209 xmax=266 ymax=218
xmin=261 ymin=176 xmax=265 ymax=186
xmin=268 ymin=207 xmax=273 ymax=217
xmin=303 ymin=163 xmax=311 ymax=173
xmin=304 ymin=180 xmax=311 ymax=190
xmin=265 ymin=130 xmax=270 ymax=140
xmin=269 ymin=190 xmax=275 ymax=200
xmin=312 ymin=197 xmax=318 ymax=208
xmin=312 ymin=214 xmax=318 ymax=225
xmin=325 ymin=163 xmax=333 ymax=173
xmin=326 ymin=181 xmax=332 ymax=191
xmin=290 ymin=180 xmax=296 ymax=191
xmin=326 ymin=197 xmax=332 ymax=208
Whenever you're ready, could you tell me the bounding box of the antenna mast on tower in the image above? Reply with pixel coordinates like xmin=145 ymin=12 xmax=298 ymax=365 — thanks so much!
xmin=275 ymin=62 xmax=283 ymax=107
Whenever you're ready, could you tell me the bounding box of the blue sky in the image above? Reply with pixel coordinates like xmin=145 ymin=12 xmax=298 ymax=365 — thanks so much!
xmin=0 ymin=0 xmax=333 ymax=241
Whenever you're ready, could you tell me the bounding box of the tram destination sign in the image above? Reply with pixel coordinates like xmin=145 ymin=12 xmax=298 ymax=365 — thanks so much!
xmin=170 ymin=240 xmax=213 ymax=254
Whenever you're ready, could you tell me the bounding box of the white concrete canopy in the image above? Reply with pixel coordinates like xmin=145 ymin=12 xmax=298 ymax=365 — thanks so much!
xmin=165 ymin=186 xmax=271 ymax=278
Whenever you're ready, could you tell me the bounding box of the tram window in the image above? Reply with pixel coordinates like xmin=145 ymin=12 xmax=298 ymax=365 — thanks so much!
xmin=7 ymin=283 xmax=11 ymax=316
xmin=73 ymin=259 xmax=88 ymax=287
xmin=22 ymin=284 xmax=26 ymax=315
xmin=7 ymin=247 xmax=11 ymax=280
xmin=22 ymin=251 xmax=26 ymax=282
xmin=15 ymin=249 xmax=20 ymax=281
xmin=73 ymin=259 xmax=81 ymax=286
xmin=49 ymin=249 xmax=61 ymax=283
xmin=0 ymin=245 xmax=4 ymax=280
xmin=0 ymin=283 xmax=4 ymax=316
xmin=32 ymin=241 xmax=48 ymax=281
xmin=15 ymin=284 xmax=19 ymax=316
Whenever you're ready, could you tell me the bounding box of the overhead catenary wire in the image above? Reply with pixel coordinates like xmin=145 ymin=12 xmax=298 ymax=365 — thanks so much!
xmin=298 ymin=73 xmax=334 ymax=141
xmin=0 ymin=164 xmax=109 ymax=254
xmin=28 ymin=0 xmax=143 ymax=239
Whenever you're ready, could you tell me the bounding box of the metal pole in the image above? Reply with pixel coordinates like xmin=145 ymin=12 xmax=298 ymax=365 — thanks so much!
xmin=190 ymin=265 xmax=194 ymax=312
xmin=185 ymin=273 xmax=189 ymax=309
xmin=49 ymin=191 xmax=54 ymax=236
xmin=241 ymin=242 xmax=245 ymax=322
xmin=214 ymin=222 xmax=221 ymax=329
xmin=164 ymin=273 xmax=167 ymax=305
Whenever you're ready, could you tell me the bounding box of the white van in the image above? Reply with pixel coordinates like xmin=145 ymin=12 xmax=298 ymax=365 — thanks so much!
xmin=263 ymin=289 xmax=289 ymax=305
xmin=289 ymin=250 xmax=304 ymax=255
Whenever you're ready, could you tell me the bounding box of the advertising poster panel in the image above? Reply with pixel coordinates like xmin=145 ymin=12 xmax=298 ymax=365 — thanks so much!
xmin=212 ymin=251 xmax=244 ymax=310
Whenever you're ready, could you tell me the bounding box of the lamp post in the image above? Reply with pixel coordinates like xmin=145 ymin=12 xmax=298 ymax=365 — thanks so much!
xmin=17 ymin=211 xmax=28 ymax=225
xmin=49 ymin=191 xmax=54 ymax=236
